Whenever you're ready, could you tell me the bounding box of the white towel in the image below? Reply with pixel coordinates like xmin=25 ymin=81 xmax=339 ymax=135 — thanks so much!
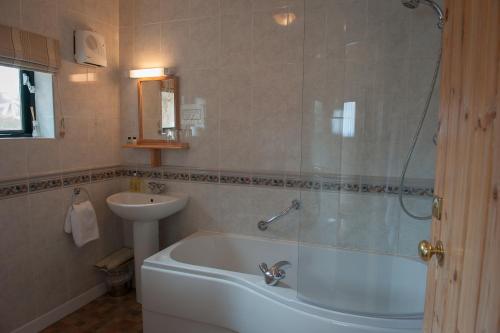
xmin=64 ymin=200 xmax=99 ymax=247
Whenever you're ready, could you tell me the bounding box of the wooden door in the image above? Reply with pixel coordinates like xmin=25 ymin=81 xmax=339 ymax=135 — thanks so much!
xmin=423 ymin=0 xmax=500 ymax=332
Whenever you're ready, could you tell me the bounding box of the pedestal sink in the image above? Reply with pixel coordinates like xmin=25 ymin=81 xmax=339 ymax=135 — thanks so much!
xmin=106 ymin=191 xmax=188 ymax=302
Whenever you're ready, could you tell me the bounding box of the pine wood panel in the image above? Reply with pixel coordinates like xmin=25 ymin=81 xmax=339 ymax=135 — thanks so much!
xmin=474 ymin=2 xmax=500 ymax=329
xmin=423 ymin=0 xmax=500 ymax=332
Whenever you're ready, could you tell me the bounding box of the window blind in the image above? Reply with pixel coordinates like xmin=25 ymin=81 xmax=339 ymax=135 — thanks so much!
xmin=0 ymin=24 xmax=60 ymax=73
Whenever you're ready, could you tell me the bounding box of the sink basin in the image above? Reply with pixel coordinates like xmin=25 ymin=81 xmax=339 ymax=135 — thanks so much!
xmin=106 ymin=191 xmax=188 ymax=221
xmin=106 ymin=191 xmax=188 ymax=303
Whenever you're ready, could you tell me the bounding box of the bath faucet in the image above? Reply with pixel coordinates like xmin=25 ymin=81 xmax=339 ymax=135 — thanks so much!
xmin=148 ymin=182 xmax=167 ymax=194
xmin=258 ymin=261 xmax=290 ymax=286
xmin=258 ymin=199 xmax=300 ymax=231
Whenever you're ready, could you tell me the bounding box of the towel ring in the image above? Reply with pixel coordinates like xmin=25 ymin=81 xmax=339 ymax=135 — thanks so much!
xmin=72 ymin=187 xmax=91 ymax=205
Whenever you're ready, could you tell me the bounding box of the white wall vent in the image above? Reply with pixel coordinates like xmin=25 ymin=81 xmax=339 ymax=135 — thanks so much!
xmin=74 ymin=30 xmax=107 ymax=67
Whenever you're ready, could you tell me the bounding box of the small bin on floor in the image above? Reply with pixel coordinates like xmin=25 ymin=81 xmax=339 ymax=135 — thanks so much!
xmin=103 ymin=263 xmax=133 ymax=297
xmin=95 ymin=248 xmax=134 ymax=297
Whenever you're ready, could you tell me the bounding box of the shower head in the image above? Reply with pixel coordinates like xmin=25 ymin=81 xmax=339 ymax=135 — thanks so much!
xmin=402 ymin=0 xmax=445 ymax=29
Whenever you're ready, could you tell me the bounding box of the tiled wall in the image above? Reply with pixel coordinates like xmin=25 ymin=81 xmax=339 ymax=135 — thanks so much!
xmin=301 ymin=0 xmax=441 ymax=178
xmin=119 ymin=0 xmax=304 ymax=171
xmin=119 ymin=0 xmax=437 ymax=259
xmin=0 ymin=1 xmax=122 ymax=332
xmin=117 ymin=165 xmax=432 ymax=258
xmin=298 ymin=0 xmax=440 ymax=255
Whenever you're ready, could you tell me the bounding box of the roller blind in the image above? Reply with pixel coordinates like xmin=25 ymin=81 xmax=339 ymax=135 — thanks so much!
xmin=0 ymin=24 xmax=60 ymax=73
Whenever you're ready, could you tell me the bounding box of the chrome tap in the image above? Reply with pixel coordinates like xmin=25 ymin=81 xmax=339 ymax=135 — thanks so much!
xmin=258 ymin=261 xmax=290 ymax=286
xmin=147 ymin=181 xmax=167 ymax=194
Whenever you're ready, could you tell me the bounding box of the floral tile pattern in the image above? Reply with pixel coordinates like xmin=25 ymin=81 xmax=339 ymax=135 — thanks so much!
xmin=0 ymin=166 xmax=117 ymax=200
xmin=0 ymin=181 xmax=28 ymax=198
xmin=219 ymin=172 xmax=252 ymax=185
xmin=63 ymin=172 xmax=91 ymax=187
xmin=115 ymin=168 xmax=126 ymax=177
xmin=285 ymin=175 xmax=321 ymax=190
xmin=91 ymin=169 xmax=116 ymax=182
xmin=162 ymin=168 xmax=190 ymax=181
xmin=190 ymin=170 xmax=219 ymax=183
xmin=29 ymin=177 xmax=62 ymax=193
xmin=360 ymin=183 xmax=387 ymax=193
xmin=135 ymin=167 xmax=162 ymax=179
xmin=251 ymin=174 xmax=285 ymax=187
xmin=127 ymin=166 xmax=434 ymax=196
xmin=0 ymin=164 xmax=434 ymax=200
xmin=321 ymin=181 xmax=342 ymax=192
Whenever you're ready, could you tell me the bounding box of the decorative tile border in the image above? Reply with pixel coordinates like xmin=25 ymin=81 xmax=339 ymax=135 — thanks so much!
xmin=163 ymin=167 xmax=190 ymax=181
xmin=91 ymin=168 xmax=116 ymax=182
xmin=284 ymin=175 xmax=321 ymax=191
xmin=251 ymin=174 xmax=285 ymax=187
xmin=219 ymin=172 xmax=252 ymax=185
xmin=62 ymin=172 xmax=91 ymax=187
xmin=135 ymin=167 xmax=162 ymax=179
xmin=190 ymin=170 xmax=219 ymax=183
xmin=0 ymin=164 xmax=434 ymax=200
xmin=0 ymin=181 xmax=28 ymax=199
xmin=360 ymin=183 xmax=387 ymax=194
xmin=114 ymin=168 xmax=126 ymax=177
xmin=322 ymin=181 xmax=360 ymax=192
xmin=0 ymin=166 xmax=121 ymax=200
xmin=120 ymin=165 xmax=434 ymax=197
xmin=29 ymin=177 xmax=62 ymax=193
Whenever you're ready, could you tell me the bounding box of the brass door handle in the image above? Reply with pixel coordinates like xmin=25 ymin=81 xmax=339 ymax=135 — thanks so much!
xmin=418 ymin=240 xmax=445 ymax=264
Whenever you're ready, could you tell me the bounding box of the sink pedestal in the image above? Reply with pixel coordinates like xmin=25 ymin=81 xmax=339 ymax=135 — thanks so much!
xmin=106 ymin=191 xmax=189 ymax=303
xmin=133 ymin=220 xmax=159 ymax=303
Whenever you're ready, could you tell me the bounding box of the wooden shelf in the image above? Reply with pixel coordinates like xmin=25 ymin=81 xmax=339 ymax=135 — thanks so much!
xmin=122 ymin=142 xmax=189 ymax=167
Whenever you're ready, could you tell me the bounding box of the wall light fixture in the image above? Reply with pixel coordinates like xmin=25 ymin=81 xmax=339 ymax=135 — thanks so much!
xmin=129 ymin=67 xmax=173 ymax=78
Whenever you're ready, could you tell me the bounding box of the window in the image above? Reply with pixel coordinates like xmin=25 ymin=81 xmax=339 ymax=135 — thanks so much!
xmin=331 ymin=101 xmax=356 ymax=138
xmin=0 ymin=64 xmax=54 ymax=138
xmin=0 ymin=65 xmax=33 ymax=137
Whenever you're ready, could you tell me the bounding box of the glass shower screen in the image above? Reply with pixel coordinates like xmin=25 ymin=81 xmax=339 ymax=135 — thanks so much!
xmin=296 ymin=0 xmax=439 ymax=317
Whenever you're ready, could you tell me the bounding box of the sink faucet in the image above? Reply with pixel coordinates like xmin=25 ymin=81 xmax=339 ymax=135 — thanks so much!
xmin=148 ymin=182 xmax=166 ymax=194
xmin=258 ymin=261 xmax=291 ymax=286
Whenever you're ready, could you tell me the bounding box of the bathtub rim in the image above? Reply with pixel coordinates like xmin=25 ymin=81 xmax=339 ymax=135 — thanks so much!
xmin=143 ymin=231 xmax=425 ymax=330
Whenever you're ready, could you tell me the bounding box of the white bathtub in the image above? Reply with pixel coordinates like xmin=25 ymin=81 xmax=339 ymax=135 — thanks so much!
xmin=142 ymin=231 xmax=426 ymax=333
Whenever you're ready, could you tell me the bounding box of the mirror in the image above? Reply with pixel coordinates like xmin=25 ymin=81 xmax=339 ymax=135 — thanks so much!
xmin=138 ymin=76 xmax=179 ymax=142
